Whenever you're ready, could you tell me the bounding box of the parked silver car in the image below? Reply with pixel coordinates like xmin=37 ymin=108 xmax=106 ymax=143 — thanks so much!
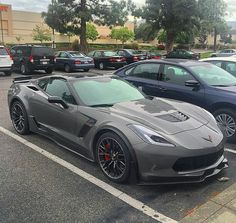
xmin=211 ymin=49 xmax=236 ymax=57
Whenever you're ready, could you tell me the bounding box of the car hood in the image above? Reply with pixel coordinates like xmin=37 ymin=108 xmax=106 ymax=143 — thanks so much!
xmin=102 ymin=98 xmax=212 ymax=135
xmin=214 ymin=85 xmax=236 ymax=94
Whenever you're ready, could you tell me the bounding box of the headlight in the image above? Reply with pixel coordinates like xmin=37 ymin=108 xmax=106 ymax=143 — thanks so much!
xmin=128 ymin=124 xmax=175 ymax=147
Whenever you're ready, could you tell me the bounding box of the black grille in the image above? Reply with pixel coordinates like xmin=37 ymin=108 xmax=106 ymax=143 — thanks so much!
xmin=173 ymin=149 xmax=224 ymax=172
xmin=157 ymin=111 xmax=189 ymax=122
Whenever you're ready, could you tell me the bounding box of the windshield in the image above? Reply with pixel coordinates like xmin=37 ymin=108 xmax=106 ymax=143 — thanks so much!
xmin=68 ymin=52 xmax=85 ymax=57
xmin=73 ymin=78 xmax=145 ymax=106
xmin=103 ymin=51 xmax=118 ymax=57
xmin=190 ymin=63 xmax=236 ymax=86
xmin=32 ymin=47 xmax=54 ymax=56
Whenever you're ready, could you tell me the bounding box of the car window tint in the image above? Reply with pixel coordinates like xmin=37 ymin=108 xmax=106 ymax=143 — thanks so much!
xmin=225 ymin=62 xmax=236 ymax=76
xmin=125 ymin=66 xmax=135 ymax=75
xmin=87 ymin=51 xmax=94 ymax=57
xmin=16 ymin=49 xmax=23 ymax=55
xmin=130 ymin=63 xmax=160 ymax=80
xmin=94 ymin=51 xmax=102 ymax=57
xmin=32 ymin=47 xmax=54 ymax=56
xmin=59 ymin=52 xmax=68 ymax=58
xmin=46 ymin=79 xmax=76 ymax=104
xmin=118 ymin=51 xmax=125 ymax=56
xmin=162 ymin=65 xmax=194 ymax=86
xmin=208 ymin=61 xmax=222 ymax=68
xmin=37 ymin=78 xmax=49 ymax=90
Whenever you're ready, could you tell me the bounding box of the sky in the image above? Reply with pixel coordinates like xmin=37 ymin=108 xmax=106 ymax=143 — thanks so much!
xmin=1 ymin=0 xmax=236 ymax=21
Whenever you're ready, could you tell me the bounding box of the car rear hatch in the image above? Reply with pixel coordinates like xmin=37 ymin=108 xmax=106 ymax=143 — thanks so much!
xmin=31 ymin=47 xmax=55 ymax=66
xmin=73 ymin=56 xmax=94 ymax=64
xmin=0 ymin=47 xmax=13 ymax=67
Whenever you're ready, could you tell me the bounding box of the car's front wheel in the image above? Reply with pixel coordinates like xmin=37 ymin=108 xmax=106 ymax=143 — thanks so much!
xmin=214 ymin=108 xmax=236 ymax=142
xmin=96 ymin=132 xmax=131 ymax=183
xmin=10 ymin=101 xmax=30 ymax=135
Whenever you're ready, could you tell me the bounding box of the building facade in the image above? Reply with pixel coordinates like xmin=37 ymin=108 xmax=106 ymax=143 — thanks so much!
xmin=0 ymin=4 xmax=134 ymax=44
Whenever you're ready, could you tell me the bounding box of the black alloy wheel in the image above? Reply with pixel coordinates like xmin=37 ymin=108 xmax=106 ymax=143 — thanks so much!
xmin=96 ymin=132 xmax=131 ymax=183
xmin=10 ymin=101 xmax=30 ymax=135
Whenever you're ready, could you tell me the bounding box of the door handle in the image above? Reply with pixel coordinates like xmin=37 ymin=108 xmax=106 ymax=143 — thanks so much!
xmin=158 ymin=86 xmax=167 ymax=91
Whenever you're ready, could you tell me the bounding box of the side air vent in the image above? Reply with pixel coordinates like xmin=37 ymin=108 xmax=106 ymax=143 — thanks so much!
xmin=27 ymin=86 xmax=39 ymax=91
xmin=157 ymin=111 xmax=189 ymax=122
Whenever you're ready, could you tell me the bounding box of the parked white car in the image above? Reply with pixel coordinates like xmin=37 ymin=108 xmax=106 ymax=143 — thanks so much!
xmin=210 ymin=49 xmax=236 ymax=57
xmin=200 ymin=57 xmax=236 ymax=77
xmin=0 ymin=45 xmax=13 ymax=76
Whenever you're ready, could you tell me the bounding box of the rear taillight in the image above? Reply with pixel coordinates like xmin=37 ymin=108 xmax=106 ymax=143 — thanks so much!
xmin=74 ymin=60 xmax=81 ymax=64
xmin=121 ymin=57 xmax=126 ymax=62
xmin=133 ymin=56 xmax=139 ymax=61
xmin=29 ymin=55 xmax=34 ymax=63
xmin=5 ymin=48 xmax=13 ymax=60
xmin=109 ymin=58 xmax=117 ymax=62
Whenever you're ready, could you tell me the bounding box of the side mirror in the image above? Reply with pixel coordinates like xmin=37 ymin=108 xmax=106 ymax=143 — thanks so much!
xmin=48 ymin=96 xmax=69 ymax=109
xmin=185 ymin=80 xmax=200 ymax=88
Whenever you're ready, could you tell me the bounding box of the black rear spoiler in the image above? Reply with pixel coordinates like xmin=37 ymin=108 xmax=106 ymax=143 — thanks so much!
xmin=13 ymin=76 xmax=32 ymax=84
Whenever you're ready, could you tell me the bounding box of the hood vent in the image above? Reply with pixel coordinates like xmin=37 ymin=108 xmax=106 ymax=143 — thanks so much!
xmin=157 ymin=111 xmax=189 ymax=122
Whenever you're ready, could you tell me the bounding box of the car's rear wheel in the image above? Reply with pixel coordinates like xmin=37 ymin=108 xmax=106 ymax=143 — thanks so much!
xmin=45 ymin=67 xmax=53 ymax=74
xmin=64 ymin=64 xmax=72 ymax=73
xmin=96 ymin=132 xmax=131 ymax=183
xmin=214 ymin=108 xmax=236 ymax=142
xmin=99 ymin=62 xmax=105 ymax=70
xmin=10 ymin=101 xmax=30 ymax=135
xmin=4 ymin=70 xmax=12 ymax=76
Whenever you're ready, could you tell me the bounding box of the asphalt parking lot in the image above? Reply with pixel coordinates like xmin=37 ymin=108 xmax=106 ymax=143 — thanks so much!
xmin=1 ymin=70 xmax=236 ymax=223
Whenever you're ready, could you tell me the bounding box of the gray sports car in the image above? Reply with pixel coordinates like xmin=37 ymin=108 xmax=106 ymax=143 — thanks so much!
xmin=8 ymin=74 xmax=228 ymax=184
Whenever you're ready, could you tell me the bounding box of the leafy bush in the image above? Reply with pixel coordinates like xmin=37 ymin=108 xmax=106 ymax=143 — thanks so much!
xmin=123 ymin=43 xmax=139 ymax=50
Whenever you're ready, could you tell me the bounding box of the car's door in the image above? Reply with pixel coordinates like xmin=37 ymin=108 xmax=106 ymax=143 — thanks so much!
xmin=55 ymin=52 xmax=70 ymax=69
xmin=122 ymin=62 xmax=161 ymax=95
xmin=157 ymin=64 xmax=206 ymax=107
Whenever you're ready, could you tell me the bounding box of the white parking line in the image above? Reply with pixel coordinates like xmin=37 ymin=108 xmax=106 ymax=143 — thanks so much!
xmin=225 ymin=148 xmax=236 ymax=154
xmin=0 ymin=126 xmax=177 ymax=223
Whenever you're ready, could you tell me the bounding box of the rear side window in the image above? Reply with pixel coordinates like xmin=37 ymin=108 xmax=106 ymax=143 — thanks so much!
xmin=32 ymin=47 xmax=54 ymax=56
xmin=0 ymin=47 xmax=8 ymax=55
xmin=130 ymin=63 xmax=160 ymax=80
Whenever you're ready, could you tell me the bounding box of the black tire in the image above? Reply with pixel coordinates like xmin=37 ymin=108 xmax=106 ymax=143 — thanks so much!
xmin=4 ymin=70 xmax=12 ymax=76
xmin=98 ymin=62 xmax=105 ymax=70
xmin=83 ymin=69 xmax=89 ymax=72
xmin=213 ymin=108 xmax=236 ymax=142
xmin=64 ymin=64 xmax=72 ymax=73
xmin=95 ymin=132 xmax=131 ymax=183
xmin=45 ymin=67 xmax=53 ymax=74
xmin=10 ymin=101 xmax=30 ymax=135
xmin=20 ymin=63 xmax=32 ymax=75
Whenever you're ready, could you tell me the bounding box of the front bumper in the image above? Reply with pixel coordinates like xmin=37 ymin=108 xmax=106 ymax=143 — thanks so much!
xmin=134 ymin=140 xmax=228 ymax=184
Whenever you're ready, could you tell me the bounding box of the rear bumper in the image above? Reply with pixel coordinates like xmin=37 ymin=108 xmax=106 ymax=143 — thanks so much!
xmin=0 ymin=66 xmax=12 ymax=71
xmin=107 ymin=62 xmax=127 ymax=68
xmin=73 ymin=64 xmax=95 ymax=70
xmin=29 ymin=63 xmax=54 ymax=70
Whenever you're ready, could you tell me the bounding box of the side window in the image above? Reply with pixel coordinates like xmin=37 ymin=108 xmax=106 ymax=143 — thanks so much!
xmin=37 ymin=78 xmax=49 ymax=90
xmin=94 ymin=51 xmax=102 ymax=57
xmin=87 ymin=51 xmax=94 ymax=57
xmin=225 ymin=62 xmax=236 ymax=76
xmin=59 ymin=52 xmax=69 ymax=58
xmin=208 ymin=61 xmax=222 ymax=68
xmin=45 ymin=79 xmax=76 ymax=104
xmin=118 ymin=51 xmax=125 ymax=56
xmin=162 ymin=65 xmax=194 ymax=86
xmin=130 ymin=63 xmax=160 ymax=80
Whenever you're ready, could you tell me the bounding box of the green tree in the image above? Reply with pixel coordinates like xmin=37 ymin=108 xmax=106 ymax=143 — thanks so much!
xmin=198 ymin=0 xmax=227 ymax=51
xmin=42 ymin=0 xmax=129 ymax=52
xmin=86 ymin=23 xmax=99 ymax=42
xmin=32 ymin=24 xmax=51 ymax=44
xmin=134 ymin=23 xmax=158 ymax=42
xmin=135 ymin=0 xmax=199 ymax=52
xmin=111 ymin=27 xmax=134 ymax=47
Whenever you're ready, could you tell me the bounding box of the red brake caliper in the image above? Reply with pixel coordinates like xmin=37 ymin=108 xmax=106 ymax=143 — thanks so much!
xmin=104 ymin=143 xmax=110 ymax=161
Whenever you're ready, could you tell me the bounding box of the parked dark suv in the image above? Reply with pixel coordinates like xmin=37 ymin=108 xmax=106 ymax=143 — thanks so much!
xmin=11 ymin=45 xmax=55 ymax=74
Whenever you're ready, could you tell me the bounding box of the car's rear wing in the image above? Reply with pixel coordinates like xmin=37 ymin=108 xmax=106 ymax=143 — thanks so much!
xmin=13 ymin=76 xmax=32 ymax=84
